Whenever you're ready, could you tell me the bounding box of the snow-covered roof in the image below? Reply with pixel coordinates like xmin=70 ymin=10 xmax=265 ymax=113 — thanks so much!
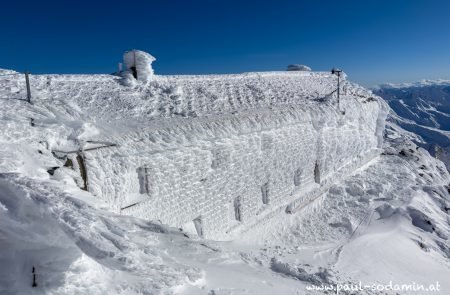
xmin=7 ymin=70 xmax=371 ymax=122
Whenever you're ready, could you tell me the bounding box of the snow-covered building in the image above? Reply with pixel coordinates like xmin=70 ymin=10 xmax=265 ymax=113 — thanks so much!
xmin=2 ymin=54 xmax=387 ymax=240
xmin=73 ymin=64 xmax=386 ymax=240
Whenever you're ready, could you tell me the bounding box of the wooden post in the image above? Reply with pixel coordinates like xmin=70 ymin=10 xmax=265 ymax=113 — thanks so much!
xmin=32 ymin=266 xmax=37 ymax=287
xmin=331 ymin=68 xmax=342 ymax=112
xmin=76 ymin=153 xmax=88 ymax=191
xmin=25 ymin=71 xmax=32 ymax=103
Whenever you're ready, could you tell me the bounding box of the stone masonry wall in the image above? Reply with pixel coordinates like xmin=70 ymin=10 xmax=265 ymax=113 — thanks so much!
xmin=84 ymin=95 xmax=386 ymax=240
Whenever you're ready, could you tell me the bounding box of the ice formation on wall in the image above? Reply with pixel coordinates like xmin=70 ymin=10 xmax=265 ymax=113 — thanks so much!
xmin=111 ymin=94 xmax=386 ymax=240
xmin=81 ymin=72 xmax=386 ymax=240
xmin=123 ymin=49 xmax=156 ymax=82
xmin=0 ymin=67 xmax=387 ymax=240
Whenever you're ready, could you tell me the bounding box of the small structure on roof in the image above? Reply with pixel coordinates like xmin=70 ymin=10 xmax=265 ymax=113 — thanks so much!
xmin=287 ymin=64 xmax=311 ymax=72
xmin=123 ymin=50 xmax=156 ymax=82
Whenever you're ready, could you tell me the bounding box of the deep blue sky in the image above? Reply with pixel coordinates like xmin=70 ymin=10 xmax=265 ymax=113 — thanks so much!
xmin=1 ymin=0 xmax=450 ymax=86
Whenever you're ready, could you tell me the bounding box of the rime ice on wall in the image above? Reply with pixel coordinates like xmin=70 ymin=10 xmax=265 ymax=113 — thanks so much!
xmin=92 ymin=98 xmax=384 ymax=240
xmin=123 ymin=50 xmax=156 ymax=82
xmin=15 ymin=70 xmax=387 ymax=240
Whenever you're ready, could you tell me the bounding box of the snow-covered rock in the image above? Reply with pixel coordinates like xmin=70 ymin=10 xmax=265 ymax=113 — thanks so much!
xmin=123 ymin=50 xmax=156 ymax=82
xmin=287 ymin=64 xmax=312 ymax=71
xmin=0 ymin=68 xmax=19 ymax=75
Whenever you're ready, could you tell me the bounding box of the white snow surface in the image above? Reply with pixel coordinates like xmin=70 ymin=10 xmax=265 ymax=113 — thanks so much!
xmin=0 ymin=69 xmax=450 ymax=294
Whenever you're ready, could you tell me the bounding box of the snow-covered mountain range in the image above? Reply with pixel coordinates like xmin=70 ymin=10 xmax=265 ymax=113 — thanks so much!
xmin=1 ymin=59 xmax=450 ymax=295
xmin=374 ymin=80 xmax=450 ymax=168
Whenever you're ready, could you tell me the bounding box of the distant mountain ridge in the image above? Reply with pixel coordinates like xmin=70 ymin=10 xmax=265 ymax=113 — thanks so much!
xmin=374 ymin=80 xmax=450 ymax=168
xmin=376 ymin=79 xmax=450 ymax=90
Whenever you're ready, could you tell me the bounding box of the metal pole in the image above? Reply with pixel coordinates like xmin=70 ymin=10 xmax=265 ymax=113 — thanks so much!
xmin=25 ymin=71 xmax=31 ymax=103
xmin=337 ymin=72 xmax=340 ymax=109
xmin=133 ymin=50 xmax=137 ymax=80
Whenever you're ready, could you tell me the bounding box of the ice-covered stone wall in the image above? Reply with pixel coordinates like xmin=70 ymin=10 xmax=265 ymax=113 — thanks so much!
xmin=17 ymin=70 xmax=387 ymax=240
xmin=77 ymin=74 xmax=387 ymax=240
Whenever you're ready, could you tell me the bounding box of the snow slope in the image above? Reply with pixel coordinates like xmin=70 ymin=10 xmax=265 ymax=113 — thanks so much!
xmin=1 ymin=68 xmax=450 ymax=294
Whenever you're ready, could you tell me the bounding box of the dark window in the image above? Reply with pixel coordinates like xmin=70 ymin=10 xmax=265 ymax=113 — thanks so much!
xmin=193 ymin=216 xmax=203 ymax=238
xmin=314 ymin=162 xmax=320 ymax=184
xmin=234 ymin=197 xmax=242 ymax=221
xmin=137 ymin=167 xmax=150 ymax=194
xmin=294 ymin=168 xmax=302 ymax=186
xmin=261 ymin=182 xmax=269 ymax=204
